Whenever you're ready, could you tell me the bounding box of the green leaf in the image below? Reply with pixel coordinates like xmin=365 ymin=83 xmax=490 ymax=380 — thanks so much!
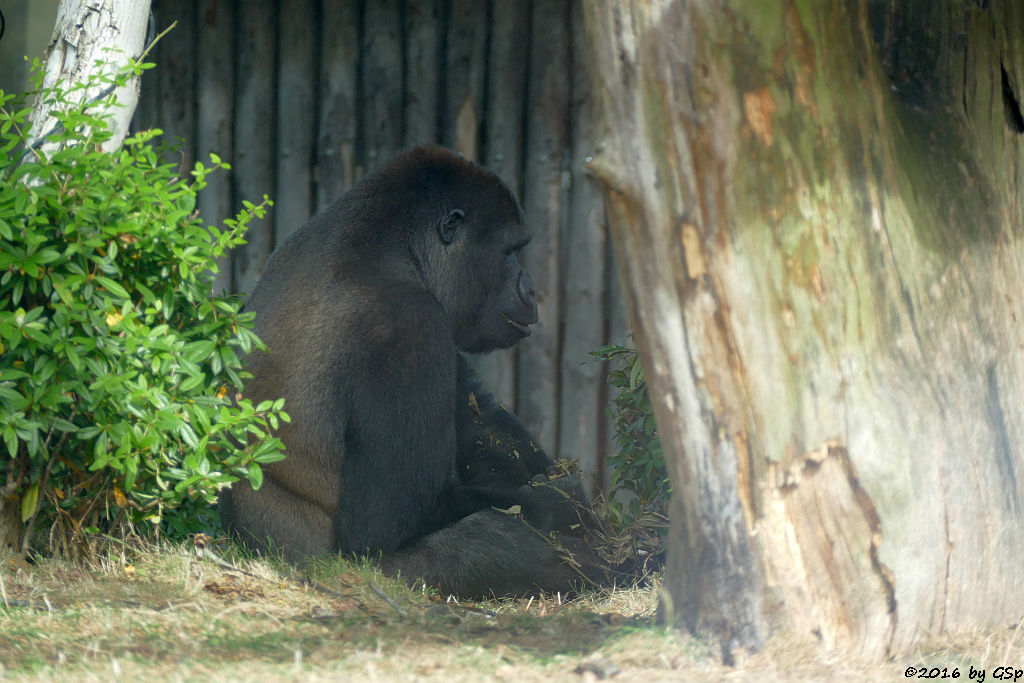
xmin=179 ymin=422 xmax=198 ymax=449
xmin=94 ymin=275 xmax=130 ymax=299
xmin=32 ymin=248 xmax=60 ymax=264
xmin=629 ymin=358 xmax=643 ymax=392
xmin=135 ymin=281 xmax=156 ymax=303
xmin=178 ymin=374 xmax=204 ymax=393
xmin=3 ymin=426 xmax=18 ymax=457
xmin=219 ymin=346 xmax=239 ymax=369
xmin=65 ymin=345 xmax=82 ymax=372
xmin=247 ymin=463 xmax=264 ymax=490
xmin=92 ymin=431 xmax=109 ymax=467
xmin=50 ymin=276 xmax=74 ymax=305
xmin=50 ymin=418 xmax=79 ymax=433
xmin=0 ymin=384 xmax=24 ymax=402
xmin=21 ymin=481 xmax=39 ymax=522
xmin=182 ymin=340 xmax=216 ymax=364
xmin=125 ymin=457 xmax=138 ymax=489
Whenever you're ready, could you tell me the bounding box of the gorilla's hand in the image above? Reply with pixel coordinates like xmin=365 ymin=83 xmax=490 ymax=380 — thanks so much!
xmin=458 ymin=399 xmax=552 ymax=487
xmin=517 ymin=473 xmax=587 ymax=533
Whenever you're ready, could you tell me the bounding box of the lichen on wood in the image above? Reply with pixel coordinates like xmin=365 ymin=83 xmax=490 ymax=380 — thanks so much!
xmin=584 ymin=0 xmax=1024 ymax=660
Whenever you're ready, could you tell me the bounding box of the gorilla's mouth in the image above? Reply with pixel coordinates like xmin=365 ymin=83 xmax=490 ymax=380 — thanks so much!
xmin=504 ymin=315 xmax=532 ymax=336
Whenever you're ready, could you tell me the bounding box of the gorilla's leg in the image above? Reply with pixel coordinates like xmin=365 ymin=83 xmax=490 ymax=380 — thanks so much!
xmin=220 ymin=477 xmax=334 ymax=563
xmin=379 ymin=509 xmax=600 ymax=598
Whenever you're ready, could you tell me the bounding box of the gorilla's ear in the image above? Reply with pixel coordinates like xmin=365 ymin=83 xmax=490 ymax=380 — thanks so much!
xmin=437 ymin=209 xmax=466 ymax=245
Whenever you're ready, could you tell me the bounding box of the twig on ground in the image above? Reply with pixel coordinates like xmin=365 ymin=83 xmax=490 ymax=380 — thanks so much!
xmin=192 ymin=535 xmax=258 ymax=578
xmin=0 ymin=598 xmax=57 ymax=612
xmin=368 ymin=580 xmax=407 ymax=617
xmin=303 ymin=577 xmax=350 ymax=600
xmin=456 ymin=603 xmax=498 ymax=618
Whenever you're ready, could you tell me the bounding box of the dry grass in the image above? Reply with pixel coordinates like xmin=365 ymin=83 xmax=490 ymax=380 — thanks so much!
xmin=0 ymin=539 xmax=1020 ymax=681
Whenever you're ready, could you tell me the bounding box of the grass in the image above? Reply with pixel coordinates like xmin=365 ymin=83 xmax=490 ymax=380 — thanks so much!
xmin=0 ymin=538 xmax=1021 ymax=681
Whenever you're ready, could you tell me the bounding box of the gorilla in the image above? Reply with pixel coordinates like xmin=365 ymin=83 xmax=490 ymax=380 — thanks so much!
xmin=219 ymin=146 xmax=601 ymax=597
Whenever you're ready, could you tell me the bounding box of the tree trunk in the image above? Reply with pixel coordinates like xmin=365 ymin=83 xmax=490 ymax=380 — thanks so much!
xmin=584 ymin=0 xmax=1024 ymax=660
xmin=28 ymin=0 xmax=151 ymax=152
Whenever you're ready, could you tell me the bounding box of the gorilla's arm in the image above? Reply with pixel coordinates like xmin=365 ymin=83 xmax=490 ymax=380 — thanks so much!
xmin=331 ymin=294 xmax=465 ymax=553
xmin=453 ymin=355 xmax=591 ymax=533
xmin=455 ymin=355 xmax=552 ymax=490
xmin=367 ymin=353 xmax=602 ymax=596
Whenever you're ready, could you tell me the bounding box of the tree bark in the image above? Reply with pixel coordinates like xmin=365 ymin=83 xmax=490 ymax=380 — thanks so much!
xmin=584 ymin=0 xmax=1024 ymax=660
xmin=28 ymin=0 xmax=151 ymax=153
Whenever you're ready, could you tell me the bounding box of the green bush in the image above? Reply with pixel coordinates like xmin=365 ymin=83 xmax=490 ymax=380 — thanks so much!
xmin=591 ymin=342 xmax=669 ymax=532
xmin=0 ymin=61 xmax=287 ymax=551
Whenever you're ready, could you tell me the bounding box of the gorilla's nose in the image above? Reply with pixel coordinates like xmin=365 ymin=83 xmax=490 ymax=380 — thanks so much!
xmin=517 ymin=270 xmax=538 ymax=320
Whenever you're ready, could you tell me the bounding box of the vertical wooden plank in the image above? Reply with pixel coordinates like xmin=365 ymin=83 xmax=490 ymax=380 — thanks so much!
xmin=441 ymin=0 xmax=487 ymax=160
xmin=195 ymin=0 xmax=235 ymax=294
xmin=403 ymin=0 xmax=442 ymax=146
xmin=603 ymin=120 xmax=632 ymax=493
xmin=557 ymin=3 xmax=606 ymax=493
xmin=134 ymin=5 xmax=160 ymax=134
xmin=156 ymin=0 xmax=196 ymax=172
xmin=274 ymin=0 xmax=317 ymax=245
xmin=601 ymin=222 xmax=631 ymax=492
xmin=232 ymin=0 xmax=277 ymax=296
xmin=518 ymin=0 xmax=571 ymax=457
xmin=472 ymin=0 xmax=530 ymax=408
xmin=361 ymin=0 xmax=402 ymax=175
xmin=316 ymin=0 xmax=360 ymax=209
xmin=606 ymin=251 xmax=631 ymax=346
xmin=481 ymin=0 xmax=528 ymax=197
xmin=0 ymin=1 xmax=29 ymax=94
xmin=442 ymin=0 xmax=503 ymax=404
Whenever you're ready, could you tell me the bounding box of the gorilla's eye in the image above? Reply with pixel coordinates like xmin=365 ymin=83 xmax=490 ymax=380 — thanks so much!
xmin=437 ymin=209 xmax=466 ymax=244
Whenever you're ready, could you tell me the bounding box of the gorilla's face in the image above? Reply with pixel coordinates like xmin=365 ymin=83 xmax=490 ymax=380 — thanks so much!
xmin=473 ymin=223 xmax=538 ymax=351
xmin=388 ymin=149 xmax=539 ymax=355
xmin=427 ymin=202 xmax=539 ymax=354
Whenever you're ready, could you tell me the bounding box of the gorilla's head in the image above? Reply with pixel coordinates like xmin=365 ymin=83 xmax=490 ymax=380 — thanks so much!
xmin=375 ymin=147 xmax=539 ymax=353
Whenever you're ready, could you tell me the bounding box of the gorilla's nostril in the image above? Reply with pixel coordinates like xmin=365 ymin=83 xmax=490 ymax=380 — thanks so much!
xmin=517 ymin=270 xmax=536 ymax=304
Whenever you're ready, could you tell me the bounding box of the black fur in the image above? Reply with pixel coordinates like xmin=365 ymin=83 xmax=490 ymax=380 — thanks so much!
xmin=219 ymin=146 xmax=598 ymax=597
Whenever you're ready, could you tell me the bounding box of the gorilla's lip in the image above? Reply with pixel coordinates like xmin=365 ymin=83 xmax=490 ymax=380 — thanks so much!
xmin=504 ymin=316 xmax=533 ymax=336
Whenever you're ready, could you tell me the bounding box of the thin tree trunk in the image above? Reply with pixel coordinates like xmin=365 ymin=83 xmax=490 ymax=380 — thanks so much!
xmin=28 ymin=0 xmax=152 ymax=153
xmin=584 ymin=0 xmax=1024 ymax=660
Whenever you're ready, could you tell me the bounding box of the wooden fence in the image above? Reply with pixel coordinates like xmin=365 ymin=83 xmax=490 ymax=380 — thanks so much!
xmin=134 ymin=0 xmax=630 ymax=492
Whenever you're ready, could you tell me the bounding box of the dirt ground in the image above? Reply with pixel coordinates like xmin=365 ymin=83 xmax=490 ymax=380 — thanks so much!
xmin=1 ymin=540 xmax=1020 ymax=681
